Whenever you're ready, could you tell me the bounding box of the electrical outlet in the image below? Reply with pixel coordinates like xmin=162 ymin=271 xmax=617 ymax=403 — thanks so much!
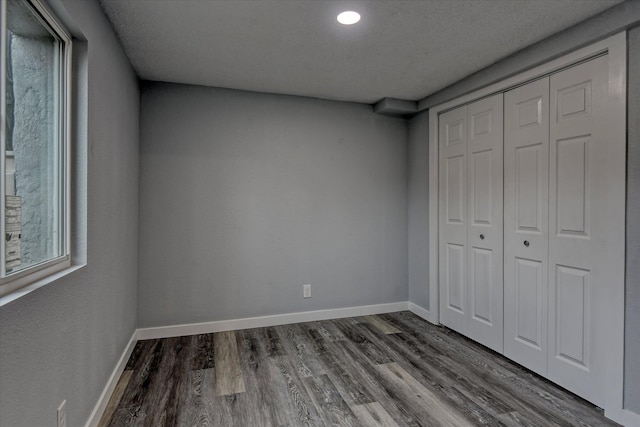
xmin=57 ymin=400 xmax=66 ymax=427
xmin=303 ymin=284 xmax=311 ymax=298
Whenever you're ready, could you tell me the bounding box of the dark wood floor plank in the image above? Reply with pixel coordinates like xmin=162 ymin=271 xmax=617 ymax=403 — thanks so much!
xmin=234 ymin=329 xmax=282 ymax=426
xmin=379 ymin=317 xmax=563 ymax=425
xmin=138 ymin=336 xmax=193 ymax=426
xmin=334 ymin=318 xmax=394 ymax=365
xmin=191 ymin=333 xmax=215 ymax=370
xmin=335 ymin=331 xmax=430 ymax=426
xmin=352 ymin=318 xmax=515 ymax=424
xmin=302 ymin=374 xmax=359 ymax=426
xmin=176 ymin=368 xmax=216 ymax=427
xmin=298 ymin=322 xmax=375 ymax=406
xmin=108 ymin=339 xmax=165 ymax=426
xmin=351 ymin=402 xmax=399 ymax=427
xmin=124 ymin=341 xmax=148 ymax=371
xmin=275 ymin=323 xmax=325 ymax=378
xmin=309 ymin=320 xmax=347 ymax=342
xmin=271 ymin=355 xmax=325 ymax=426
xmin=377 ymin=362 xmax=474 ymax=427
xmin=383 ymin=312 xmax=613 ymax=426
xmin=359 ymin=319 xmax=518 ymax=420
xmin=102 ymin=311 xmax=620 ymax=427
xmin=260 ymin=326 xmax=285 ymax=358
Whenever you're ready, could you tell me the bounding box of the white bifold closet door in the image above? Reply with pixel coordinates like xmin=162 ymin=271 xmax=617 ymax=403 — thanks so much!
xmin=439 ymin=94 xmax=503 ymax=353
xmin=547 ymin=55 xmax=612 ymax=407
xmin=504 ymin=55 xmax=616 ymax=407
xmin=504 ymin=77 xmax=550 ymax=376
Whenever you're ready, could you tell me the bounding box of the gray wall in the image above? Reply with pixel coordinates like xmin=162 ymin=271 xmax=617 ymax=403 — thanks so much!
xmin=138 ymin=83 xmax=408 ymax=328
xmin=407 ymin=111 xmax=429 ymax=309
xmin=625 ymin=25 xmax=640 ymax=414
xmin=415 ymin=3 xmax=640 ymax=414
xmin=0 ymin=0 xmax=140 ymax=426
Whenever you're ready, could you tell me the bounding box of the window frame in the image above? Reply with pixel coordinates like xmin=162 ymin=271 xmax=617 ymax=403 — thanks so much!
xmin=0 ymin=0 xmax=73 ymax=298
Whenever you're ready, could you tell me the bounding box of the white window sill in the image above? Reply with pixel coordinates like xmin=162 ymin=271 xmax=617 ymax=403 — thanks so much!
xmin=0 ymin=263 xmax=85 ymax=307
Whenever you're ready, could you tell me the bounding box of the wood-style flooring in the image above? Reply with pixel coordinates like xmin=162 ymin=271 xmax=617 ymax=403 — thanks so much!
xmin=99 ymin=311 xmax=618 ymax=426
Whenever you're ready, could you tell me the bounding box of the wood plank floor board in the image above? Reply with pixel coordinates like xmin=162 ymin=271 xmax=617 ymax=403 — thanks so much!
xmin=379 ymin=316 xmax=566 ymax=425
xmin=350 ymin=318 xmax=516 ymax=425
xmin=275 ymin=323 xmax=326 ymax=378
xmin=176 ymin=368 xmax=215 ymax=427
xmin=444 ymin=386 xmax=508 ymax=427
xmin=351 ymin=402 xmax=399 ymax=427
xmin=363 ymin=315 xmax=402 ymax=334
xmin=335 ymin=331 xmax=433 ymax=426
xmin=381 ymin=312 xmax=521 ymax=380
xmin=214 ymin=331 xmax=246 ymax=396
xmin=302 ymin=374 xmax=360 ymax=426
xmin=234 ymin=329 xmax=286 ymax=426
xmin=377 ymin=362 xmax=475 ymax=427
xmin=107 ymin=339 xmax=165 ymax=426
xmin=383 ymin=313 xmax=615 ymax=426
xmin=364 ymin=321 xmax=518 ymax=419
xmin=309 ymin=320 xmax=348 ymax=342
xmin=191 ymin=333 xmax=216 ymax=370
xmin=298 ymin=323 xmax=376 ymax=406
xmin=334 ymin=319 xmax=395 ymax=365
xmin=124 ymin=341 xmax=150 ymax=371
xmin=271 ymin=355 xmax=325 ymax=426
xmin=102 ymin=311 xmax=619 ymax=427
xmin=138 ymin=336 xmax=193 ymax=426
xmin=260 ymin=326 xmax=286 ymax=358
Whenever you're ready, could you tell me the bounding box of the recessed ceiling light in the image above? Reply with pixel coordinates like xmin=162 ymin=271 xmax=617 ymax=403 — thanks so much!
xmin=337 ymin=11 xmax=360 ymax=25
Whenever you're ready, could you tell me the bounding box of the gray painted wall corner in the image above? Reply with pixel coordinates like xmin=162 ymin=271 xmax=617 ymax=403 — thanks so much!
xmin=408 ymin=110 xmax=430 ymax=310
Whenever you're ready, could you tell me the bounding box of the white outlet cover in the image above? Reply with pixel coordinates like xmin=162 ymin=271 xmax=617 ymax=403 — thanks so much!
xmin=303 ymin=284 xmax=311 ymax=298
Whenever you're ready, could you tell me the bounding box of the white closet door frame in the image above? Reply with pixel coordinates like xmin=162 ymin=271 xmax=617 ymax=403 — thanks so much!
xmin=427 ymin=33 xmax=626 ymax=423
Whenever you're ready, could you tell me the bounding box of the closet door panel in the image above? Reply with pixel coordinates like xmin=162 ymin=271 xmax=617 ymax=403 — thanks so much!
xmin=439 ymin=106 xmax=468 ymax=334
xmin=504 ymin=78 xmax=549 ymax=376
xmin=467 ymin=94 xmax=504 ymax=353
xmin=548 ymin=55 xmax=613 ymax=407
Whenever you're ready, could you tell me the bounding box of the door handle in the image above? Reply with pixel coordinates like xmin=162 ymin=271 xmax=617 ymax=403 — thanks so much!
xmin=480 ymin=234 xmax=485 ymax=240
xmin=524 ymin=240 xmax=530 ymax=247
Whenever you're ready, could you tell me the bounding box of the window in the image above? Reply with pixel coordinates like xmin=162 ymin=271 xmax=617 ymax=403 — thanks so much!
xmin=1 ymin=0 xmax=72 ymax=297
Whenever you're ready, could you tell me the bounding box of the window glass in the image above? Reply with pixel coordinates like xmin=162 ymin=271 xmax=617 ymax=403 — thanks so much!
xmin=4 ymin=0 xmax=63 ymax=274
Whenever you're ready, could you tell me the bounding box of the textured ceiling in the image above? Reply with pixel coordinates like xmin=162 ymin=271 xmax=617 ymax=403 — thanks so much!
xmin=100 ymin=0 xmax=622 ymax=104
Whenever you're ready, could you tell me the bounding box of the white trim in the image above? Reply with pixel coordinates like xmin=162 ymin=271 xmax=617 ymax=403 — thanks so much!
xmin=0 ymin=0 xmax=74 ymax=299
xmin=601 ymin=31 xmax=628 ymax=425
xmin=0 ymin=263 xmax=83 ymax=306
xmin=0 ymin=256 xmax=71 ymax=297
xmin=408 ymin=302 xmax=438 ymax=324
xmin=611 ymin=409 xmax=640 ymax=427
xmin=427 ymin=32 xmax=627 ymax=423
xmin=137 ymin=302 xmax=409 ymax=340
xmin=428 ymin=110 xmax=440 ymax=323
xmin=85 ymin=331 xmax=138 ymax=427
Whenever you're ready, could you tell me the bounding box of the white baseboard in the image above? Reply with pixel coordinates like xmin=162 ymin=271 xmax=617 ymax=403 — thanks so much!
xmin=606 ymin=407 xmax=640 ymax=427
xmin=137 ymin=301 xmax=409 ymax=340
xmin=85 ymin=331 xmax=138 ymax=427
xmin=408 ymin=302 xmax=439 ymax=324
